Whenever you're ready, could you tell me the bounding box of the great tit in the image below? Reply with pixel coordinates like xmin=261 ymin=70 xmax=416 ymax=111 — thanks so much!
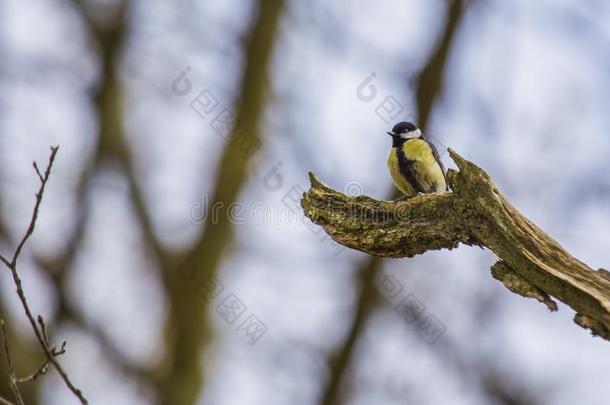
xmin=386 ymin=122 xmax=448 ymax=197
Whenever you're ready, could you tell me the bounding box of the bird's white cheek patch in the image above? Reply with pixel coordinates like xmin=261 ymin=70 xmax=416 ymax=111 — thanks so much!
xmin=400 ymin=129 xmax=422 ymax=139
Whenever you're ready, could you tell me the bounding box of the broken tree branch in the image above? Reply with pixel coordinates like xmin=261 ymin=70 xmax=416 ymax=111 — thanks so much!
xmin=301 ymin=149 xmax=610 ymax=340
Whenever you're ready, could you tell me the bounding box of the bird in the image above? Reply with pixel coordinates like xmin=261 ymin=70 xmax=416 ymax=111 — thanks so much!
xmin=386 ymin=121 xmax=448 ymax=198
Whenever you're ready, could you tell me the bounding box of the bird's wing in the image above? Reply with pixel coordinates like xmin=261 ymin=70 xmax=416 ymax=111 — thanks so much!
xmin=426 ymin=139 xmax=448 ymax=189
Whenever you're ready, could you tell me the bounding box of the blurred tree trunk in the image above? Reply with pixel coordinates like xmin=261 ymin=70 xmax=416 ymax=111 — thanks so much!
xmin=157 ymin=1 xmax=284 ymax=404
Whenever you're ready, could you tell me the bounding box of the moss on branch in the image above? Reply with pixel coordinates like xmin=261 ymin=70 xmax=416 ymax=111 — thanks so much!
xmin=301 ymin=149 xmax=610 ymax=340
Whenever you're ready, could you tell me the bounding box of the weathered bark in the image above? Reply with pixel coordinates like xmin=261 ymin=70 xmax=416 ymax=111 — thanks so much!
xmin=301 ymin=149 xmax=610 ymax=340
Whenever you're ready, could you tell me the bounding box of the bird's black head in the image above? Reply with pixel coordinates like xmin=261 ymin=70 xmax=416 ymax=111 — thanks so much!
xmin=387 ymin=122 xmax=423 ymax=146
xmin=391 ymin=122 xmax=417 ymax=134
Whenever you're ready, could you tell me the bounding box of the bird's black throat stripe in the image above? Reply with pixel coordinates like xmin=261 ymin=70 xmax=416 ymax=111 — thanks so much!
xmin=395 ymin=143 xmax=425 ymax=194
xmin=391 ymin=136 xmax=404 ymax=148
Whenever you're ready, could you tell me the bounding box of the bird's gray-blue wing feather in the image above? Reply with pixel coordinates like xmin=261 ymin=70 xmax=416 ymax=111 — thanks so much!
xmin=427 ymin=139 xmax=448 ymax=190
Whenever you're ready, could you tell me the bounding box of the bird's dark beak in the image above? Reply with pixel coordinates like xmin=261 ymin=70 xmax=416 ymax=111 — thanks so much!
xmin=387 ymin=131 xmax=396 ymax=137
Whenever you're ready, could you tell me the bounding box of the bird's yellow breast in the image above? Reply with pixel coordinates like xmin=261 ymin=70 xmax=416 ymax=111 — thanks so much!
xmin=387 ymin=148 xmax=417 ymax=196
xmin=402 ymin=139 xmax=434 ymax=162
xmin=387 ymin=139 xmax=447 ymax=196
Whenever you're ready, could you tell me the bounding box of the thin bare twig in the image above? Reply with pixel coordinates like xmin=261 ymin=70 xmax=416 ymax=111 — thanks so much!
xmin=0 ymin=396 xmax=15 ymax=405
xmin=15 ymin=317 xmax=66 ymax=385
xmin=32 ymin=163 xmax=43 ymax=183
xmin=0 ymin=147 xmax=88 ymax=404
xmin=16 ymin=338 xmax=66 ymax=385
xmin=10 ymin=147 xmax=58 ymax=267
xmin=1 ymin=320 xmax=24 ymax=405
xmin=37 ymin=316 xmax=50 ymax=347
xmin=16 ymin=364 xmax=49 ymax=386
